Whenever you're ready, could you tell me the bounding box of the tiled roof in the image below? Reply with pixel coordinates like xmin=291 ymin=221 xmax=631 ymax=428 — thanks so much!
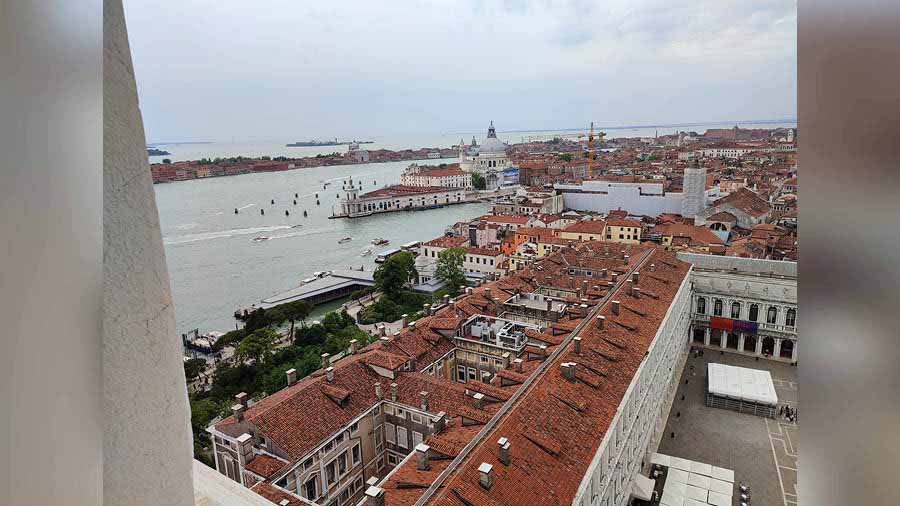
xmin=251 ymin=482 xmax=306 ymax=506
xmin=245 ymin=453 xmax=290 ymax=479
xmin=712 ymin=187 xmax=771 ymax=217
xmin=424 ymin=235 xmax=468 ymax=248
xmin=360 ymin=185 xmax=458 ymax=199
xmin=476 ymin=214 xmax=530 ymax=224
xmin=562 ymin=220 xmax=607 ymax=235
xmin=653 ymin=223 xmax=725 ymax=246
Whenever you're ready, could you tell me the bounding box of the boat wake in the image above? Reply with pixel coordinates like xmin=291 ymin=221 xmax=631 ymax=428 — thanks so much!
xmin=164 ymin=225 xmax=291 ymax=245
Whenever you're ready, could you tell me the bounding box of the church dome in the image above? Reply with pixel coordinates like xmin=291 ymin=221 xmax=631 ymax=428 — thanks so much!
xmin=477 ymin=121 xmax=507 ymax=154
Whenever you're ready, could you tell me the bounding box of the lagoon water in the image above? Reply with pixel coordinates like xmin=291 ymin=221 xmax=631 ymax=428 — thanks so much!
xmin=155 ymin=157 xmax=489 ymax=334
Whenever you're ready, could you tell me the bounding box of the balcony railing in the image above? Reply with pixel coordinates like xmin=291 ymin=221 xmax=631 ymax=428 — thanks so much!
xmin=690 ymin=313 xmax=796 ymax=336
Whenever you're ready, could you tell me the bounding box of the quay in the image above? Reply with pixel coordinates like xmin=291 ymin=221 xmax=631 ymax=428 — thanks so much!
xmin=256 ymin=270 xmax=375 ymax=309
xmin=331 ymin=176 xmax=476 ymax=218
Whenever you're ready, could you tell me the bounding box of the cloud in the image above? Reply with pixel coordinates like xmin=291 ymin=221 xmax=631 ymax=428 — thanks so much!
xmin=124 ymin=0 xmax=796 ymax=142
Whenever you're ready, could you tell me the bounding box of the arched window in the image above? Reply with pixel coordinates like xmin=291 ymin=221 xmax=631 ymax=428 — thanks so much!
xmin=786 ymin=308 xmax=796 ymax=327
xmin=696 ymin=297 xmax=706 ymax=315
xmin=767 ymin=306 xmax=778 ymax=324
xmin=713 ymin=299 xmax=723 ymax=316
xmin=731 ymin=302 xmax=741 ymax=319
xmin=749 ymin=304 xmax=759 ymax=321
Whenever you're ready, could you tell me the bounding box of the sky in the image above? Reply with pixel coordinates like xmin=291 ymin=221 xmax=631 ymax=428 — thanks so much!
xmin=124 ymin=0 xmax=797 ymax=143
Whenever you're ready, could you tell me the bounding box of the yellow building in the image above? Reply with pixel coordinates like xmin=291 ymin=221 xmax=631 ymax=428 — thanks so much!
xmin=558 ymin=219 xmax=607 ymax=242
xmin=604 ymin=218 xmax=643 ymax=244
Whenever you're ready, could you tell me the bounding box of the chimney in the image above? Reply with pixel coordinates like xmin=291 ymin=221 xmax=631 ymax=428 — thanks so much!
xmin=379 ymin=336 xmax=390 ymax=344
xmin=473 ymin=392 xmax=485 ymax=410
xmin=649 ymin=263 xmax=656 ymax=272
xmin=390 ymin=382 xmax=398 ymax=402
xmin=485 ymin=287 xmax=492 ymax=299
xmin=443 ymin=294 xmax=451 ymax=305
xmin=632 ymin=271 xmax=640 ymax=284
xmin=366 ymin=477 xmax=379 ymax=488
xmin=325 ymin=366 xmax=335 ymax=382
xmin=601 ymin=268 xmax=608 ymax=278
xmin=501 ymin=352 xmax=511 ymax=369
xmin=597 ymin=315 xmax=606 ymax=330
xmin=321 ymin=353 xmax=331 ymax=369
xmin=286 ymin=368 xmax=298 ymax=386
xmin=374 ymin=382 xmax=383 ymax=400
xmin=539 ymin=344 xmax=548 ymax=359
xmin=612 ymin=272 xmax=618 ymax=282
xmin=431 ymin=411 xmax=447 ymax=433
xmin=581 ymin=279 xmax=589 ymax=295
xmin=420 ymin=391 xmax=429 ymax=411
xmin=561 ymin=362 xmax=576 ymax=381
xmin=497 ymin=437 xmax=511 ymax=465
xmin=364 ymin=486 xmax=385 ymax=506
xmin=573 ymin=336 xmax=582 ymax=355
xmin=478 ymin=463 xmax=494 ymax=490
xmin=232 ymin=403 xmax=245 ymax=422
xmin=624 ymin=254 xmax=630 ymax=263
xmin=235 ymin=392 xmax=249 ymax=407
xmin=416 ymin=443 xmax=431 ymax=470
xmin=513 ymin=358 xmax=523 ymax=372
xmin=349 ymin=339 xmax=359 ymax=354
xmin=401 ymin=314 xmax=409 ymax=328
xmin=409 ymin=321 xmax=417 ymax=329
xmin=612 ymin=300 xmax=620 ymax=315
xmin=626 ymin=279 xmax=634 ymax=296
xmin=423 ymin=304 xmax=431 ymax=316
xmin=465 ymin=286 xmax=472 ymax=295
xmin=634 ymin=287 xmax=641 ymax=299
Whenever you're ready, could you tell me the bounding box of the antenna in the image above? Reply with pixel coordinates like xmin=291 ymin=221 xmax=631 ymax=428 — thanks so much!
xmin=587 ymin=122 xmax=594 ymax=179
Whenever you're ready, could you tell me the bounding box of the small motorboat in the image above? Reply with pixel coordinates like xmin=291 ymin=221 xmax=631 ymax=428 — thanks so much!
xmin=338 ymin=237 xmax=352 ymax=244
xmin=252 ymin=236 xmax=269 ymax=242
xmin=371 ymin=238 xmax=390 ymax=246
xmin=361 ymin=248 xmax=373 ymax=257
xmin=291 ymin=224 xmax=303 ymax=229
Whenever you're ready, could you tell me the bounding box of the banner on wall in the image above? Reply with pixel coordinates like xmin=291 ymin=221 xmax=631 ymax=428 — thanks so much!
xmin=709 ymin=316 xmax=758 ymax=334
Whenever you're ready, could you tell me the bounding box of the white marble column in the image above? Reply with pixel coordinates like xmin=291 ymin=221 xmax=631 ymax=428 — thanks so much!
xmin=773 ymin=338 xmax=782 ymax=359
xmin=755 ymin=336 xmax=763 ymax=355
xmin=738 ymin=333 xmax=746 ymax=353
xmin=704 ymin=327 xmax=711 ymax=346
xmin=720 ymin=332 xmax=728 ymax=349
xmin=791 ymin=341 xmax=798 ymax=362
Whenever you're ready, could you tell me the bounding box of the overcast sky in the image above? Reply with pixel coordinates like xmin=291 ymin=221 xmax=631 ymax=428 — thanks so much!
xmin=124 ymin=0 xmax=796 ymax=143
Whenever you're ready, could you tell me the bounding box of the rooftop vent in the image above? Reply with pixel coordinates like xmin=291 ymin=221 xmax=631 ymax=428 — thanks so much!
xmin=478 ymin=462 xmax=494 ymax=490
xmin=497 ymin=437 xmax=511 ymax=465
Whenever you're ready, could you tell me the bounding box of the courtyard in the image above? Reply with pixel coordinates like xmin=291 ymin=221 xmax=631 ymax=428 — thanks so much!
xmin=657 ymin=349 xmax=798 ymax=506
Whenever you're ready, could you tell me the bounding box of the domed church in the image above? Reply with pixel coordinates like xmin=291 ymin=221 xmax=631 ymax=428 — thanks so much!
xmin=458 ymin=121 xmax=510 ymax=189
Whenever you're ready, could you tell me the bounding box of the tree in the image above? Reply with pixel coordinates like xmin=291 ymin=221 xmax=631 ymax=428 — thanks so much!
xmin=184 ymin=358 xmax=207 ymax=382
xmin=436 ymin=247 xmax=467 ymax=296
xmin=283 ymin=300 xmax=313 ymax=341
xmin=557 ymin=153 xmax=573 ymax=162
xmin=471 ymin=172 xmax=486 ymax=190
xmin=373 ymin=251 xmax=417 ymax=296
xmin=235 ymin=329 xmax=278 ymax=365
xmin=162 ymin=158 xmax=171 ymax=164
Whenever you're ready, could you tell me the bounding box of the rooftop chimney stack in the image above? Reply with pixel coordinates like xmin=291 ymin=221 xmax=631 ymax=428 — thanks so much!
xmin=501 ymin=352 xmax=511 ymax=369
xmin=232 ymin=404 xmax=245 ymax=422
xmin=380 ymin=336 xmax=390 ymax=344
xmin=401 ymin=315 xmax=408 ymax=328
xmin=478 ymin=463 xmax=494 ymax=490
xmin=286 ymin=368 xmax=298 ymax=386
xmin=539 ymin=344 xmax=548 ymax=359
xmin=423 ymin=304 xmax=431 ymax=316
xmin=497 ymin=437 xmax=511 ymax=465
xmin=349 ymin=339 xmax=359 ymax=354
xmin=420 ymin=391 xmax=429 ymax=411
xmin=378 ymin=325 xmax=386 ymax=337
xmin=235 ymin=392 xmax=249 ymax=407
xmin=465 ymin=286 xmax=472 ymax=295
xmin=432 ymin=411 xmax=447 ymax=433
xmin=390 ymin=382 xmax=398 ymax=402
xmin=443 ymin=294 xmax=451 ymax=305
xmin=632 ymin=272 xmax=640 ymax=284
xmin=321 ymin=353 xmax=331 ymax=369
xmin=473 ymin=392 xmax=485 ymax=410
xmin=612 ymin=300 xmax=620 ymax=315
xmin=416 ymin=443 xmax=431 ymax=470
xmin=612 ymin=272 xmax=618 ymax=282
xmin=597 ymin=315 xmax=606 ymax=330
xmin=634 ymin=287 xmax=641 ymax=299
xmin=561 ymin=362 xmax=576 ymax=381
xmin=649 ymin=263 xmax=656 ymax=272
xmin=374 ymin=382 xmax=383 ymax=400
xmin=514 ymin=358 xmax=524 ymax=372
xmin=325 ymin=367 xmax=335 ymax=383
xmin=485 ymin=287 xmax=492 ymax=299
xmin=573 ymin=336 xmax=582 ymax=355
xmin=364 ymin=486 xmax=385 ymax=506
xmin=627 ymin=279 xmax=634 ymax=296
xmin=601 ymin=269 xmax=608 ymax=278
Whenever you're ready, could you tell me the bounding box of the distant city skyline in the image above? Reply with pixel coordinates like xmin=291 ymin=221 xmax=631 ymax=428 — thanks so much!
xmin=124 ymin=0 xmax=797 ymax=143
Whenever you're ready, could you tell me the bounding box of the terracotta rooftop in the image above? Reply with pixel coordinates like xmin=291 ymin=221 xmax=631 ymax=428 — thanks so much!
xmin=424 ymin=235 xmax=468 ymax=249
xmin=562 ymin=219 xmax=607 ymax=235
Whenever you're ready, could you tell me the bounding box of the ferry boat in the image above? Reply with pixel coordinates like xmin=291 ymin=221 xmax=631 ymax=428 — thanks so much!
xmin=338 ymin=237 xmax=353 ymax=244
xmin=375 ymin=248 xmax=401 ymax=263
xmin=371 ymin=238 xmax=390 ymax=246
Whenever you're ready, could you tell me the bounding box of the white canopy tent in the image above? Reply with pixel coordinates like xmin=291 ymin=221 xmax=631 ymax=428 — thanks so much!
xmin=707 ymin=363 xmax=778 ymax=405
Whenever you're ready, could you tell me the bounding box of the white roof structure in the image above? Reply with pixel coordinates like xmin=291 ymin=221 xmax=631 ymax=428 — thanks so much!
xmin=655 ymin=452 xmax=735 ymax=506
xmin=707 ymin=362 xmax=778 ymax=406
